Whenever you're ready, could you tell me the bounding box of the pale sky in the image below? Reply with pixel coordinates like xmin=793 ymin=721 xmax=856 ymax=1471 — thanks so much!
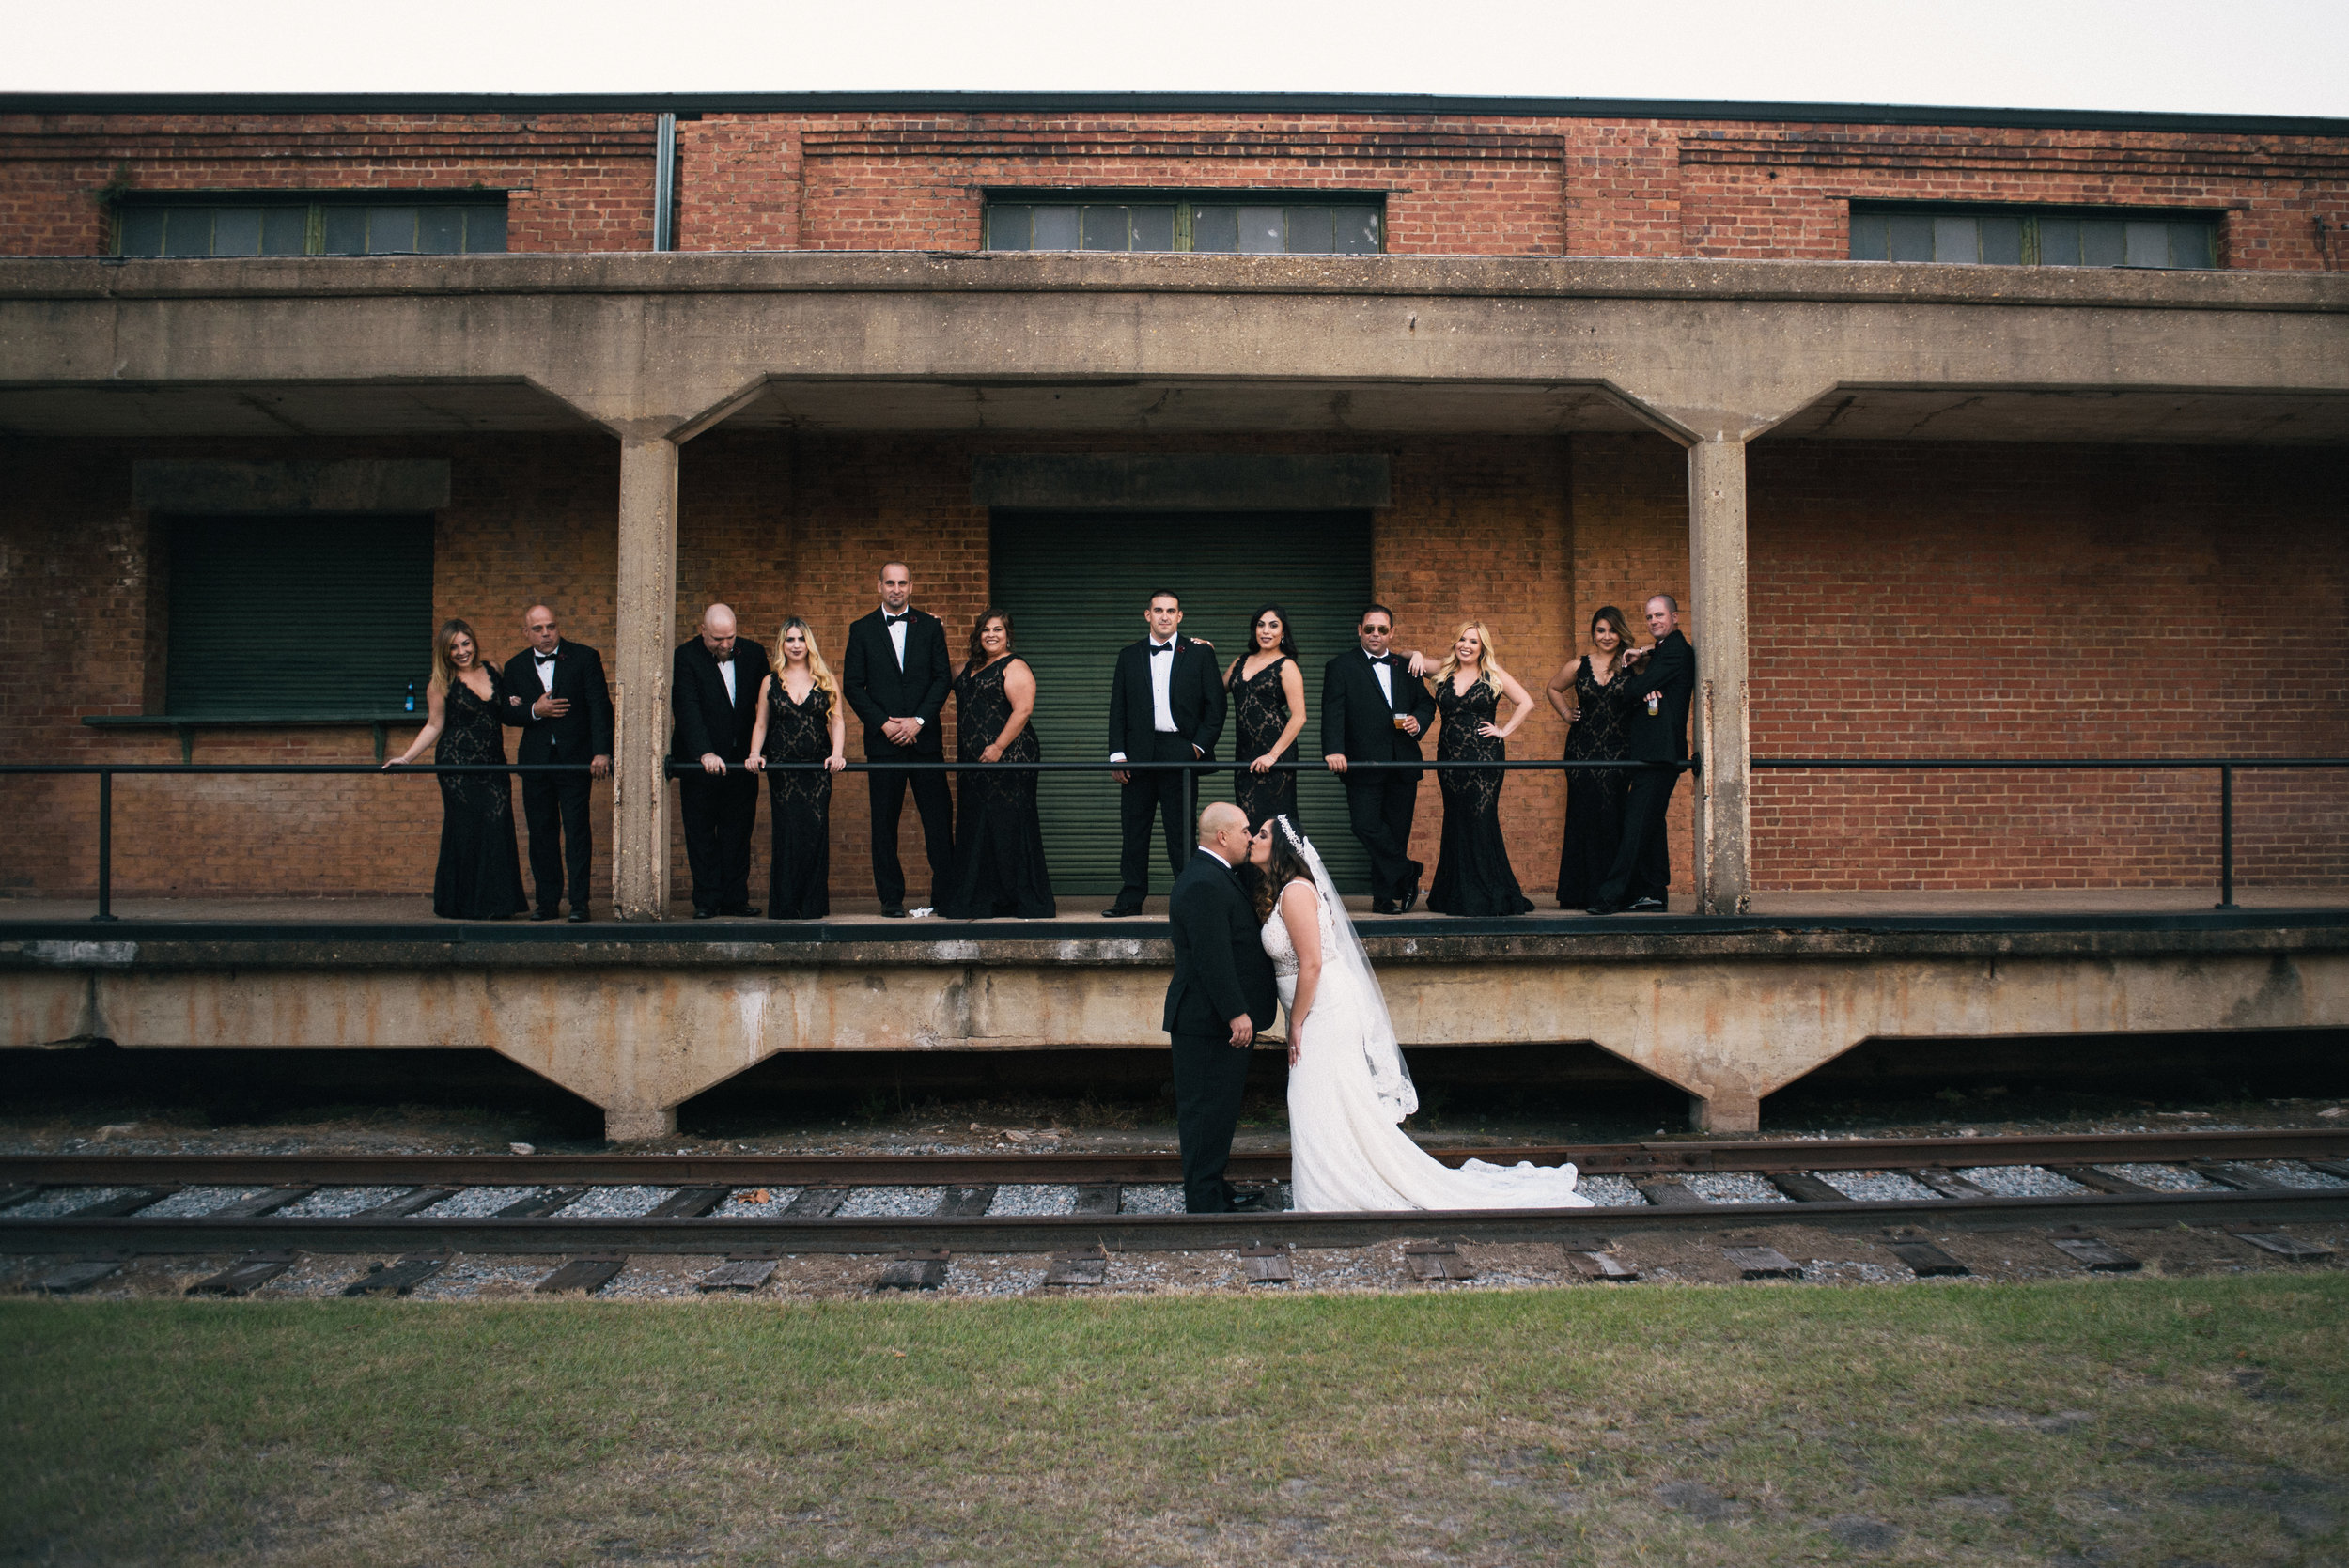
xmin=5 ymin=0 xmax=2345 ymax=118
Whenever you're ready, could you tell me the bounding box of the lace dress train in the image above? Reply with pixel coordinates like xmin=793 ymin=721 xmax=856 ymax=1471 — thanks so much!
xmin=1268 ymin=885 xmax=1588 ymax=1211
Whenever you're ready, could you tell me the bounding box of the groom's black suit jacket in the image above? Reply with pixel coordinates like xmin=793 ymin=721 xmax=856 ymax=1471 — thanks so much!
xmin=1108 ymin=636 xmax=1227 ymax=762
xmin=1320 ymin=647 xmax=1439 ymax=783
xmin=1163 ymin=848 xmax=1280 ymax=1036
xmin=841 ymin=607 xmax=952 ymax=759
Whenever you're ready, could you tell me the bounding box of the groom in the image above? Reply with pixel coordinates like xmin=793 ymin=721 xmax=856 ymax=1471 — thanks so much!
xmin=1163 ymin=800 xmax=1281 ymax=1214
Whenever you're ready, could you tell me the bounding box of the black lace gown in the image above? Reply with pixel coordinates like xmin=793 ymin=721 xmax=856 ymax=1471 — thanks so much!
xmin=761 ymin=680 xmax=833 ymax=919
xmin=1556 ymin=656 xmax=1633 ymax=908
xmin=431 ymin=670 xmax=529 ymax=920
xmin=1228 ymin=655 xmax=1299 ymax=829
xmin=1427 ymin=675 xmax=1534 ymax=917
xmin=938 ymin=658 xmax=1055 ymax=919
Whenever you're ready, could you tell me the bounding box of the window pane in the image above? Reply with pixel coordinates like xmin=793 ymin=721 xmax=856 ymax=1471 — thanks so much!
xmin=417 ymin=207 xmax=466 ymax=254
xmin=118 ymin=208 xmax=166 ymax=256
xmin=1031 ymin=205 xmax=1080 ymax=251
xmin=2037 ymin=217 xmax=2081 ymax=266
xmin=1886 ymin=214 xmax=1934 ymax=263
xmin=2081 ymin=220 xmax=2125 ymax=267
xmin=2169 ymin=223 xmax=2214 ymax=269
xmin=1190 ymin=205 xmax=1238 ymax=252
xmin=1848 ymin=211 xmax=1888 ymax=261
xmin=161 ymin=210 xmax=211 ymax=256
xmin=2123 ymin=221 xmax=2169 ymax=268
xmin=1932 ymin=216 xmax=1979 ymax=264
xmin=1129 ymin=205 xmax=1175 ymax=252
xmin=1285 ymin=206 xmax=1334 ymax=254
xmin=1979 ymin=216 xmax=2024 ymax=266
xmin=463 ymin=205 xmax=506 ymax=253
xmin=210 ymin=208 xmax=264 ymax=256
xmin=1081 ymin=206 xmax=1128 ymax=251
xmin=261 ymin=207 xmax=309 ymax=255
xmin=321 ymin=206 xmax=368 ymax=255
xmin=1238 ymin=206 xmax=1285 ymax=254
xmin=366 ymin=207 xmax=419 ymax=254
xmin=1333 ymin=206 xmax=1381 ymax=254
xmin=988 ymin=205 xmax=1031 ymax=249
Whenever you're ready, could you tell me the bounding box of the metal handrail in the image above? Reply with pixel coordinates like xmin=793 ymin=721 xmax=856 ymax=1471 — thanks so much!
xmin=5 ymin=753 xmax=2341 ymax=921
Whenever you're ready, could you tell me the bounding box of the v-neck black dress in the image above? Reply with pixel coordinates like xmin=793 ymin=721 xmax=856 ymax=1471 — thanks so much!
xmin=761 ymin=679 xmax=834 ymax=920
xmin=1556 ymin=655 xmax=1633 ymax=908
xmin=1427 ymin=675 xmax=1533 ymax=917
xmin=1227 ymin=655 xmax=1299 ymax=830
xmin=431 ymin=669 xmax=529 ymax=920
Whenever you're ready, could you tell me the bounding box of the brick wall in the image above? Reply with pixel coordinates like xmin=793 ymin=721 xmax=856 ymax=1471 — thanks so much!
xmin=0 ymin=112 xmax=658 ymax=256
xmin=11 ymin=108 xmax=2337 ymax=267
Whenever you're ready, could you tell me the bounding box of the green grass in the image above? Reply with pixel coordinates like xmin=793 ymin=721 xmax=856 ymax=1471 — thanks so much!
xmin=5 ymin=1275 xmax=2345 ymax=1565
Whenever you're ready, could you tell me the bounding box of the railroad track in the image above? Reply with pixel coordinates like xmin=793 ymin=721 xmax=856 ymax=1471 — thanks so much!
xmin=4 ymin=1130 xmax=2345 ymax=1274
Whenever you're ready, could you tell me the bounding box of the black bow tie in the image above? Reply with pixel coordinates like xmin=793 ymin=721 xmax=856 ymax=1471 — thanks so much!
xmin=1149 ymin=643 xmax=1174 ymax=656
xmin=883 ymin=613 xmax=910 ymax=627
xmin=534 ymin=652 xmax=557 ymax=664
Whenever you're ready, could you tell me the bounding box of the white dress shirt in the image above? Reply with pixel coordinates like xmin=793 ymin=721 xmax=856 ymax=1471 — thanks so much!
xmin=1367 ymin=646 xmax=1394 ymax=706
xmin=882 ymin=606 xmax=911 ymax=671
xmin=534 ymin=643 xmax=560 ymax=696
xmin=718 ymin=657 xmax=737 ymax=704
xmin=1112 ymin=636 xmax=1182 ymax=763
xmin=1201 ymin=845 xmax=1235 ymax=871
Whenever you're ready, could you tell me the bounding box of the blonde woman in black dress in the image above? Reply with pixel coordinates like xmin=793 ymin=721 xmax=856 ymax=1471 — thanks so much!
xmin=746 ymin=617 xmax=848 ymax=920
xmin=1224 ymin=603 xmax=1309 ymax=829
xmin=938 ymin=609 xmax=1055 ymax=919
xmin=384 ymin=618 xmax=528 ymax=920
xmin=1423 ymin=620 xmax=1537 ymax=917
xmin=1546 ymin=604 xmax=1636 ymax=908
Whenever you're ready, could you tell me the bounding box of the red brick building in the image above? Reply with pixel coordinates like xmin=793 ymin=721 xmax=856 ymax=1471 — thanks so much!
xmin=4 ymin=92 xmax=2346 ymax=913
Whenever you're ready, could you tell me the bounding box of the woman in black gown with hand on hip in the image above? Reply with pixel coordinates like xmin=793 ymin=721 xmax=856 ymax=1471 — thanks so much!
xmin=1423 ymin=619 xmax=1537 ymax=917
xmin=1546 ymin=605 xmax=1635 ymax=908
xmin=938 ymin=609 xmax=1055 ymax=919
xmin=384 ymin=619 xmax=528 ymax=920
xmin=1225 ymin=603 xmax=1309 ymax=830
xmin=746 ymin=617 xmax=848 ymax=920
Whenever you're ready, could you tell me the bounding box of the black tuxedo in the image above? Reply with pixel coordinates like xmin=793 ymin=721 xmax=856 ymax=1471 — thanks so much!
xmin=670 ymin=635 xmax=771 ymax=914
xmin=1105 ymin=636 xmax=1228 ymax=909
xmin=1163 ymin=847 xmax=1280 ymax=1213
xmin=1321 ymin=647 xmax=1439 ymax=903
xmin=842 ymin=607 xmax=955 ymax=907
xmin=500 ymin=641 xmax=613 ymax=914
xmin=1597 ymin=629 xmax=1695 ymax=908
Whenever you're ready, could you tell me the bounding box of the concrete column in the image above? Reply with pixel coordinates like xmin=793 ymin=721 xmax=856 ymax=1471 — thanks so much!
xmin=612 ymin=436 xmax=679 ymax=922
xmin=1686 ymin=436 xmax=1752 ymax=917
xmin=606 ymin=1105 xmax=678 ymax=1142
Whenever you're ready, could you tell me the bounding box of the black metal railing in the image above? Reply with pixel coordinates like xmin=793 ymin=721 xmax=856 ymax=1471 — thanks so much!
xmin=3 ymin=753 xmax=2343 ymax=921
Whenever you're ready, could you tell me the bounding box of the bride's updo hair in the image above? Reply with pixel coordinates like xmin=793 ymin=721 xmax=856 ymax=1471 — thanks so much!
xmin=1252 ymin=817 xmax=1318 ymax=923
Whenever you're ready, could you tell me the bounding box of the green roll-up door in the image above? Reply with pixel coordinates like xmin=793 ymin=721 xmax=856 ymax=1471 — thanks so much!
xmin=165 ymin=514 xmax=436 ymax=716
xmin=988 ymin=510 xmax=1375 ymax=896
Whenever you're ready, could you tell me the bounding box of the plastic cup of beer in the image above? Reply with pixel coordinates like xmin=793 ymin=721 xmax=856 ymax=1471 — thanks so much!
xmin=1645 ymin=693 xmax=1661 ymax=717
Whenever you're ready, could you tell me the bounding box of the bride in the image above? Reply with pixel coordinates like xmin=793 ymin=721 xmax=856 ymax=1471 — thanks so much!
xmin=1250 ymin=814 xmax=1593 ymax=1212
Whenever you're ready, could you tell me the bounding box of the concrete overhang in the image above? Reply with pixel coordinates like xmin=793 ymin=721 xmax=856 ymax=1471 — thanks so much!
xmin=2 ymin=252 xmax=2343 ymax=446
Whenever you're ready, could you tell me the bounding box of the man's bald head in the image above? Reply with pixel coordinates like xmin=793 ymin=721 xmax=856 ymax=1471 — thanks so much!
xmin=699 ymin=604 xmax=739 ymax=660
xmin=523 ymin=603 xmax=561 ymax=654
xmin=1198 ymin=800 xmax=1252 ymax=863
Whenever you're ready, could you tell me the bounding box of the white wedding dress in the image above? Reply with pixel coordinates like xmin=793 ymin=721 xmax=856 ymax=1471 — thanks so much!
xmin=1265 ymin=847 xmax=1592 ymax=1213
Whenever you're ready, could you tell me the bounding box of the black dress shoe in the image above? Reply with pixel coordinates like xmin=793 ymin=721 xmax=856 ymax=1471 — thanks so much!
xmin=720 ymin=904 xmax=762 ymax=918
xmin=1400 ymin=884 xmax=1423 ymax=914
xmin=567 ymin=908 xmax=590 ymax=924
xmin=692 ymin=908 xmax=717 ymax=919
xmin=1370 ymin=898 xmax=1401 ymax=915
xmin=1585 ymin=903 xmax=1622 ymax=916
xmin=529 ymin=908 xmax=560 ymax=922
xmin=881 ymin=906 xmax=910 ymax=919
xmin=1225 ymin=1189 xmax=1268 ymax=1212
xmin=1099 ymin=905 xmax=1144 ymax=918
xmin=1628 ymin=897 xmax=1667 ymax=912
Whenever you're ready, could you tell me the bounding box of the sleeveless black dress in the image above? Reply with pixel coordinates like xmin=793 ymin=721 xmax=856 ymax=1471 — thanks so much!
xmin=431 ymin=670 xmax=528 ymax=920
xmin=1556 ymin=655 xmax=1632 ymax=908
xmin=1427 ymin=675 xmax=1533 ymax=917
xmin=761 ymin=680 xmax=833 ymax=920
xmin=1228 ymin=655 xmax=1299 ymax=829
xmin=938 ymin=658 xmax=1055 ymax=919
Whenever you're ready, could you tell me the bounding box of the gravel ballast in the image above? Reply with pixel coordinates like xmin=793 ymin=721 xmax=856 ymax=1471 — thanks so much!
xmin=833 ymin=1186 xmax=946 ymax=1218
xmin=1816 ymin=1170 xmax=1945 ymax=1203
xmin=2096 ymin=1162 xmax=2224 ymax=1192
xmin=988 ymin=1185 xmax=1079 ymax=1217
xmin=1956 ymin=1165 xmax=2093 ymax=1198
xmin=552 ymin=1186 xmax=677 ymax=1219
xmin=1681 ymin=1172 xmax=1791 ymax=1205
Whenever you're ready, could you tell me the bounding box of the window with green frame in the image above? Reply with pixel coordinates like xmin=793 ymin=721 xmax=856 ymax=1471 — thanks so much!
xmin=116 ymin=197 xmax=508 ymax=257
xmin=986 ymin=195 xmax=1383 ymax=255
xmin=1849 ymin=206 xmax=2217 ymax=269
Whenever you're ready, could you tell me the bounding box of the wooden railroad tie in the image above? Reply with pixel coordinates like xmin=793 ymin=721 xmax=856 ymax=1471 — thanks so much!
xmin=33 ymin=1256 xmax=123 ymax=1295
xmin=536 ymin=1256 xmax=628 ymax=1295
xmin=204 ymin=1186 xmax=317 ymax=1219
xmin=1720 ymin=1245 xmax=1802 ymax=1281
xmin=783 ymin=1188 xmax=848 ymax=1218
xmin=68 ymin=1187 xmax=179 ymax=1219
xmin=343 ymin=1254 xmax=447 ymax=1296
xmin=2190 ymin=1163 xmax=2290 ymax=1192
xmin=1633 ymin=1177 xmax=1710 ymax=1210
xmin=934 ymin=1185 xmax=997 ymax=1218
xmin=2046 ymin=1165 xmax=2158 ymax=1196
xmin=1881 ymin=1232 xmax=1969 ymax=1278
xmin=876 ymin=1249 xmax=952 ymax=1291
xmin=1237 ymin=1242 xmax=1293 ymax=1284
xmin=2225 ymin=1226 xmax=2334 ymax=1261
xmin=1558 ymin=1234 xmax=1637 ymax=1281
xmin=2047 ymin=1229 xmax=2139 ymax=1272
xmin=1905 ymin=1167 xmax=1993 ymax=1200
xmin=495 ymin=1187 xmax=589 ymax=1219
xmin=647 ymin=1187 xmax=734 ymax=1219
xmin=1405 ymin=1240 xmax=1478 ymax=1282
xmin=352 ymin=1186 xmax=461 ymax=1219
xmin=0 ymin=1185 xmax=40 ymax=1212
xmin=188 ymin=1251 xmax=297 ymax=1296
xmin=1043 ymin=1246 xmax=1110 ymax=1287
xmin=1766 ymin=1172 xmax=1848 ymax=1203
xmin=698 ymin=1256 xmax=781 ymax=1292
xmin=1069 ymin=1183 xmax=1121 ymax=1217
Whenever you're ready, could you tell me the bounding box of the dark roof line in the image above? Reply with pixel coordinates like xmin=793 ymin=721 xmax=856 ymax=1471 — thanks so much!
xmin=2 ymin=89 xmax=2344 ymax=136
